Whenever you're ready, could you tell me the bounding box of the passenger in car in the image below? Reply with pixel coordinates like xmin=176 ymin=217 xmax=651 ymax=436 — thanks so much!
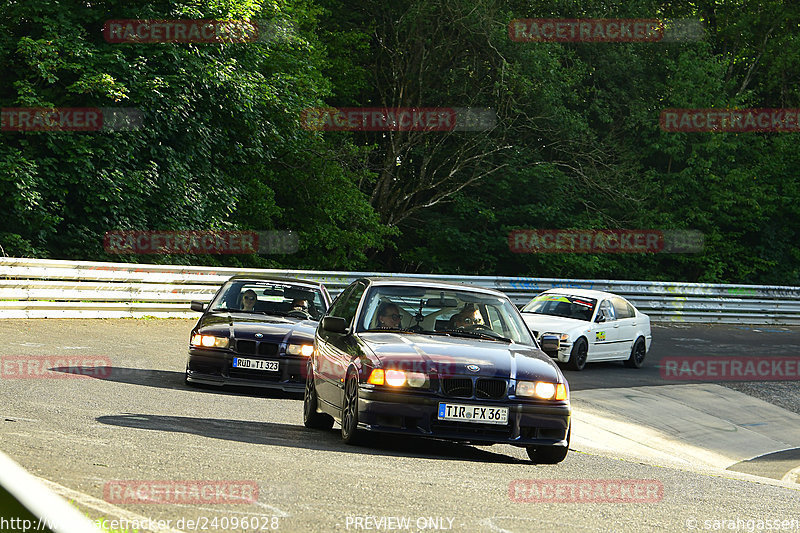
xmin=241 ymin=289 xmax=257 ymax=311
xmin=449 ymin=305 xmax=483 ymax=329
xmin=290 ymin=299 xmax=309 ymax=312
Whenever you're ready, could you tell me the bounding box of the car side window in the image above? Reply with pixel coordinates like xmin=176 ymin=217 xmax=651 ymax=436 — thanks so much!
xmin=327 ymin=286 xmax=354 ymax=318
xmin=611 ymin=297 xmax=634 ymax=319
xmin=599 ymin=300 xmax=616 ymax=321
xmin=328 ymin=282 xmax=367 ymax=325
xmin=485 ymin=305 xmax=507 ymax=334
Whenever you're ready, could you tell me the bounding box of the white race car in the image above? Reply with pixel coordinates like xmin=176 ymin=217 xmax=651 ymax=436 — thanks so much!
xmin=520 ymin=289 xmax=652 ymax=371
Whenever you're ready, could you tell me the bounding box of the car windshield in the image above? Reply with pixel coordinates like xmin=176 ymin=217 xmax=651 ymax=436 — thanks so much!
xmin=209 ymin=280 xmax=327 ymax=320
xmin=357 ymin=285 xmax=535 ymax=344
xmin=522 ymin=293 xmax=597 ymax=321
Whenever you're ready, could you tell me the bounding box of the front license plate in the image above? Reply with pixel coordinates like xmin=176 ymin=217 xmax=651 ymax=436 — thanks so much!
xmin=232 ymin=358 xmax=279 ymax=371
xmin=437 ymin=403 xmax=509 ymax=425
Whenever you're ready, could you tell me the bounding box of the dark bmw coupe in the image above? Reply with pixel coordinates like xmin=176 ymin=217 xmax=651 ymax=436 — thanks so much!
xmin=303 ymin=278 xmax=571 ymax=463
xmin=185 ymin=275 xmax=332 ymax=392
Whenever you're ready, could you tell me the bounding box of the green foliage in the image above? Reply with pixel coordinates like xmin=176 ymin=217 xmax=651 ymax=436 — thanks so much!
xmin=2 ymin=0 xmax=800 ymax=283
xmin=0 ymin=0 xmax=389 ymax=268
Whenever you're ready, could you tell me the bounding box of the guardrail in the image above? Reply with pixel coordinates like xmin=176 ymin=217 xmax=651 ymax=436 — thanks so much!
xmin=1 ymin=257 xmax=799 ymax=324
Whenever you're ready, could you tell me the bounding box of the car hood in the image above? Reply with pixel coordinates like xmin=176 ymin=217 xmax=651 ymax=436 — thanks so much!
xmin=521 ymin=314 xmax=591 ymax=336
xmin=359 ymin=332 xmax=564 ymax=383
xmin=195 ymin=312 xmax=317 ymax=344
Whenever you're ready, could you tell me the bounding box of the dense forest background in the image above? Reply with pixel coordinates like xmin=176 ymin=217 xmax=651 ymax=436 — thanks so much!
xmin=2 ymin=0 xmax=799 ymax=284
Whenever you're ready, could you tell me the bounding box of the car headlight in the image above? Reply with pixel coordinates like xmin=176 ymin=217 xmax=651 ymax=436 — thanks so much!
xmin=286 ymin=344 xmax=314 ymax=357
xmin=516 ymin=380 xmax=568 ymax=400
xmin=191 ymin=334 xmax=229 ymax=349
xmin=367 ymin=369 xmax=428 ymax=388
xmin=543 ymin=332 xmax=570 ymax=342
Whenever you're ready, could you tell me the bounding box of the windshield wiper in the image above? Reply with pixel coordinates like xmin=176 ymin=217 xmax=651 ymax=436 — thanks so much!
xmin=213 ymin=308 xmax=290 ymax=317
xmin=364 ymin=327 xmax=416 ymax=333
xmin=440 ymin=329 xmax=512 ymax=343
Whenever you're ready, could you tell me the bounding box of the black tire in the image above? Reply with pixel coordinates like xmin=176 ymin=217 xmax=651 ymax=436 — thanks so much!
xmin=624 ymin=337 xmax=647 ymax=368
xmin=340 ymin=371 xmax=362 ymax=444
xmin=184 ymin=366 xmax=194 ymax=386
xmin=567 ymin=338 xmax=588 ymax=371
xmin=526 ymin=427 xmax=570 ymax=464
xmin=303 ymin=364 xmax=334 ymax=430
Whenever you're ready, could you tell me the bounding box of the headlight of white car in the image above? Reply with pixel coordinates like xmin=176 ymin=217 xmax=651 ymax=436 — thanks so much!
xmin=543 ymin=332 xmax=570 ymax=342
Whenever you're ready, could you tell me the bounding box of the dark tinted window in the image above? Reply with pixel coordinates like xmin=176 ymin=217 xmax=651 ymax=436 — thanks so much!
xmin=327 ymin=281 xmax=367 ymax=324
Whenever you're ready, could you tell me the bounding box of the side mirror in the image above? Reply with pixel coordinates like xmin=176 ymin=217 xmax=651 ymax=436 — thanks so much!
xmin=595 ymin=313 xmax=605 ymax=323
xmin=190 ymin=301 xmax=207 ymax=312
xmin=322 ymin=316 xmax=349 ymax=334
xmin=540 ymin=334 xmax=560 ymax=358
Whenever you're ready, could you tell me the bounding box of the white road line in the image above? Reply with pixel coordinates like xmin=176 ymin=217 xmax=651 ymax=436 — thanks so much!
xmin=38 ymin=478 xmax=186 ymax=533
xmin=479 ymin=518 xmax=516 ymax=533
xmin=781 ymin=465 xmax=800 ymax=484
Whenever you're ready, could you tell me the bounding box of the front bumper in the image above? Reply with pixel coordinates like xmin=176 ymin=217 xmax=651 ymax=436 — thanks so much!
xmin=355 ymin=387 xmax=570 ymax=447
xmin=186 ymin=348 xmax=306 ymax=392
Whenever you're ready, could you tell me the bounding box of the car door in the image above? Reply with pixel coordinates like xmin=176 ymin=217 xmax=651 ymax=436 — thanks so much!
xmin=611 ymin=297 xmax=637 ymax=359
xmin=315 ymin=284 xmax=354 ymax=404
xmin=590 ymin=299 xmax=619 ymax=360
xmin=315 ymin=281 xmax=367 ymax=409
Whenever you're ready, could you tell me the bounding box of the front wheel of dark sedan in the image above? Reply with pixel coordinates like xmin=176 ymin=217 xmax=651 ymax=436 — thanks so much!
xmin=304 ymin=368 xmax=334 ymax=430
xmin=341 ymin=371 xmax=362 ymax=444
xmin=526 ymin=428 xmax=570 ymax=464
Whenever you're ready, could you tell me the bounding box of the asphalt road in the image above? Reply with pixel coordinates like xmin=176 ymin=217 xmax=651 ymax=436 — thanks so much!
xmin=0 ymin=319 xmax=799 ymax=533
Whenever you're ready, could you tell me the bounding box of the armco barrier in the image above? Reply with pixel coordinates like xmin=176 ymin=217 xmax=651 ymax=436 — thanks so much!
xmin=1 ymin=257 xmax=799 ymax=324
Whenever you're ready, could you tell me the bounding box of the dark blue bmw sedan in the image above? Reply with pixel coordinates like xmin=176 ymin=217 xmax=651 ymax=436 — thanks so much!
xmin=185 ymin=275 xmax=332 ymax=392
xmin=304 ymin=278 xmax=571 ymax=463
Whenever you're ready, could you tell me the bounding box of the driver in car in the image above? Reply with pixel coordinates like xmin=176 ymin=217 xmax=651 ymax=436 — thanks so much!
xmin=376 ymin=302 xmax=402 ymax=329
xmin=241 ymin=289 xmax=257 ymax=311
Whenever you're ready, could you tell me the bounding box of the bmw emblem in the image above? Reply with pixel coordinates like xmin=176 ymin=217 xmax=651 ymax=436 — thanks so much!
xmin=467 ymin=364 xmax=480 ymax=372
xmin=255 ymin=333 xmax=263 ymax=338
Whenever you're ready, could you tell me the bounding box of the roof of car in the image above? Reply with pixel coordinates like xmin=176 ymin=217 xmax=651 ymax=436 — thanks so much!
xmin=539 ymin=288 xmax=626 ymax=300
xmin=358 ymin=277 xmax=508 ymax=298
xmin=226 ymin=274 xmax=324 ymax=287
